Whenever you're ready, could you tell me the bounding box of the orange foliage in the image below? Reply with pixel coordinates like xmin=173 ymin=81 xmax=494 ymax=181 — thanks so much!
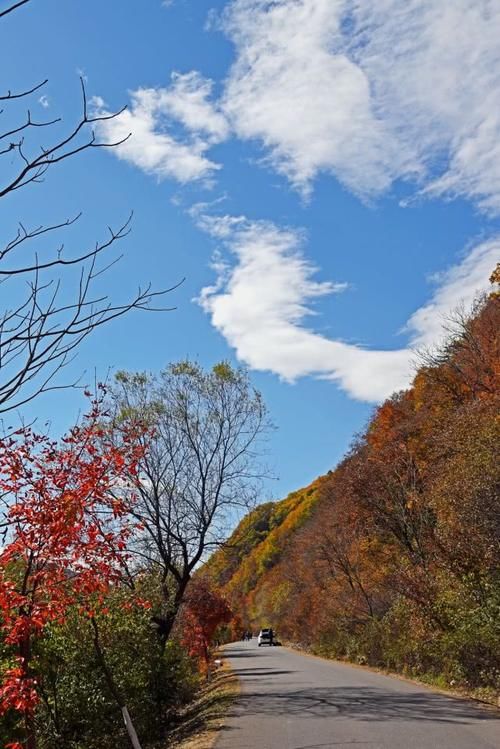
xmin=208 ymin=294 xmax=500 ymax=690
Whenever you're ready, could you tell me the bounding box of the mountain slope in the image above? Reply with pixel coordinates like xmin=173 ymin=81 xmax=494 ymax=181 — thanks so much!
xmin=208 ymin=477 xmax=326 ymax=624
xmin=209 ymin=292 xmax=500 ymax=699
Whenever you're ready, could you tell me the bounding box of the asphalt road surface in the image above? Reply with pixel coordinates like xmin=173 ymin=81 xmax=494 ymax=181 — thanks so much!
xmin=215 ymin=641 xmax=500 ymax=749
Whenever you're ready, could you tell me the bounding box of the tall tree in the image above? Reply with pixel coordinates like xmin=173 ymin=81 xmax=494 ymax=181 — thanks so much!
xmin=111 ymin=361 xmax=271 ymax=647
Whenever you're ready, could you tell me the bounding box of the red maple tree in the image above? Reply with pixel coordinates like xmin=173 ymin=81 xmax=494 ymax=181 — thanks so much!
xmin=0 ymin=392 xmax=145 ymax=749
xmin=180 ymin=578 xmax=232 ymax=673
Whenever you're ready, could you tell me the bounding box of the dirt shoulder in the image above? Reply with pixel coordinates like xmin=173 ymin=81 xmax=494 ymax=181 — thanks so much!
xmin=168 ymin=660 xmax=239 ymax=749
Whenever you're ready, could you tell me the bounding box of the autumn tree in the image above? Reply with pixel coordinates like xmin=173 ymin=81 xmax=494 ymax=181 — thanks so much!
xmin=426 ymin=397 xmax=500 ymax=581
xmin=0 ymin=0 xmax=170 ymax=415
xmin=417 ymin=294 xmax=499 ymax=403
xmin=0 ymin=395 xmax=147 ymax=749
xmin=110 ymin=361 xmax=271 ymax=649
xmin=179 ymin=578 xmax=232 ymax=676
xmin=315 ymin=466 xmax=392 ymax=623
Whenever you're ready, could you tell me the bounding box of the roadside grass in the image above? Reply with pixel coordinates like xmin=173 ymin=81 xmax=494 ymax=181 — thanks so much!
xmin=409 ymin=671 xmax=499 ymax=708
xmin=167 ymin=661 xmax=239 ymax=749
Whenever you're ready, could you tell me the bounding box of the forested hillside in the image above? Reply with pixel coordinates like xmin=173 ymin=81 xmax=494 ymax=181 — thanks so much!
xmin=209 ymin=290 xmax=500 ymax=697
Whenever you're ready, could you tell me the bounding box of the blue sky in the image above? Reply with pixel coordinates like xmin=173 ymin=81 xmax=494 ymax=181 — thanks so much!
xmin=1 ymin=0 xmax=499 ymax=498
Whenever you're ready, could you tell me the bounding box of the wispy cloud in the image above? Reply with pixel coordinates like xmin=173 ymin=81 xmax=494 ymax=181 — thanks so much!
xmin=406 ymin=238 xmax=500 ymax=349
xmin=196 ymin=211 xmax=499 ymax=401
xmin=94 ymin=72 xmax=228 ymax=184
xmin=97 ymin=1 xmax=500 ymax=209
xmin=92 ymin=1 xmax=499 ymax=400
xmin=221 ymin=0 xmax=500 ymax=211
xmin=221 ymin=0 xmax=408 ymax=198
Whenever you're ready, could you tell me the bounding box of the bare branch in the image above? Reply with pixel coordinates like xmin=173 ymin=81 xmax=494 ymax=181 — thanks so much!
xmin=0 ymin=0 xmax=32 ymax=21
xmin=0 ymin=214 xmax=132 ymax=275
xmin=1 ymin=214 xmax=82 ymax=261
xmin=0 ymin=110 xmax=61 ymax=142
xmin=0 ymin=9 xmax=173 ymax=414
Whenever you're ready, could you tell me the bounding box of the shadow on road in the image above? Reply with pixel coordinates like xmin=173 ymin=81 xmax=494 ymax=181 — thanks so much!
xmin=220 ymin=649 xmax=255 ymax=658
xmin=231 ymin=686 xmax=497 ymax=725
xmin=297 ymin=741 xmax=373 ymax=749
xmin=232 ymin=668 xmax=295 ymax=677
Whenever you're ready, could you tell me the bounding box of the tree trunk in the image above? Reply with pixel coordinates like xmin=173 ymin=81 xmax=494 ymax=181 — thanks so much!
xmin=154 ymin=576 xmax=190 ymax=654
xmin=90 ymin=617 xmax=144 ymax=749
xmin=19 ymin=631 xmax=36 ymax=749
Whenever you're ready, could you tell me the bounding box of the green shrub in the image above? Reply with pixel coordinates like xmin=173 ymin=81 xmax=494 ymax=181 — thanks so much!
xmin=30 ymin=593 xmax=199 ymax=749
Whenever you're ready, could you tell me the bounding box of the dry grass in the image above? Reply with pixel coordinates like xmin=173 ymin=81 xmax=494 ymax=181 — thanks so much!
xmin=167 ymin=661 xmax=239 ymax=749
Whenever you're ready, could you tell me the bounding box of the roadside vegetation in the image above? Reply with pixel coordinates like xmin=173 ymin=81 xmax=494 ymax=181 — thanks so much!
xmin=0 ymin=361 xmax=266 ymax=749
xmin=208 ymin=283 xmax=500 ymax=704
xmin=167 ymin=665 xmax=239 ymax=749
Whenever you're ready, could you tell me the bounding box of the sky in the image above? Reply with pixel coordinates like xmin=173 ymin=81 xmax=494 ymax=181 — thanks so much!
xmin=1 ymin=0 xmax=499 ymax=499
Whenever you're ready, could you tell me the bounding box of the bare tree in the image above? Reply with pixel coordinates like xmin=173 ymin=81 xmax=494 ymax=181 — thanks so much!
xmin=111 ymin=361 xmax=272 ymax=648
xmin=0 ymin=0 xmax=173 ymax=413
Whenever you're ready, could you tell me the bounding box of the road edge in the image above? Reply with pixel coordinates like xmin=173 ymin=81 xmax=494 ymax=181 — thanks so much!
xmin=169 ymin=658 xmax=240 ymax=749
xmin=281 ymin=643 xmax=500 ymax=712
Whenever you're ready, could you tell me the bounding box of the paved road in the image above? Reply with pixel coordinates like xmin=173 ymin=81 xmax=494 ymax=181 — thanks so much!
xmin=216 ymin=641 xmax=500 ymax=749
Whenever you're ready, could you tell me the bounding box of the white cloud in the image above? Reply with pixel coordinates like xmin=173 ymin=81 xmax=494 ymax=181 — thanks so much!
xmin=96 ymin=2 xmax=500 ymax=208
xmin=196 ymin=212 xmax=498 ymax=401
xmin=155 ymin=72 xmax=229 ymax=141
xmin=406 ymin=238 xmax=500 ymax=349
xmin=196 ymin=213 xmax=411 ymax=401
xmin=221 ymin=0 xmax=406 ymax=198
xmin=94 ymin=72 xmax=228 ymax=184
xmin=38 ymin=95 xmax=50 ymax=108
xmin=352 ymin=0 xmax=500 ymax=213
xmin=221 ymin=0 xmax=500 ymax=210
